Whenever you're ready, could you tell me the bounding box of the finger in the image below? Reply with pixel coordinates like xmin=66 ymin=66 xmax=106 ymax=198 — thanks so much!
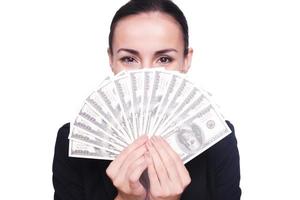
xmin=106 ymin=135 xmax=148 ymax=178
xmin=127 ymin=156 xmax=147 ymax=182
xmin=121 ymin=145 xmax=147 ymax=170
xmin=151 ymin=136 xmax=182 ymax=186
xmin=147 ymin=139 xmax=169 ymax=190
xmin=127 ymin=157 xmax=148 ymax=191
xmin=144 ymin=150 xmax=161 ymax=195
xmin=113 ymin=135 xmax=148 ymax=167
xmin=157 ymin=136 xmax=191 ymax=186
xmin=115 ymin=145 xmax=147 ymax=182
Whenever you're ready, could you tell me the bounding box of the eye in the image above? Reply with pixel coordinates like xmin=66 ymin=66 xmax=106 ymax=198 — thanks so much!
xmin=158 ymin=56 xmax=173 ymax=64
xmin=120 ymin=56 xmax=137 ymax=64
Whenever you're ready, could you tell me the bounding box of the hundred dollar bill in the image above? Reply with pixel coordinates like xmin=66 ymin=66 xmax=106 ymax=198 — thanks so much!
xmin=129 ymin=70 xmax=144 ymax=139
xmin=146 ymin=70 xmax=171 ymax=136
xmin=141 ymin=70 xmax=154 ymax=136
xmin=152 ymin=78 xmax=194 ymax=135
xmin=150 ymin=73 xmax=183 ymax=134
xmin=113 ymin=74 xmax=135 ymax=140
xmin=97 ymin=79 xmax=134 ymax=141
xmin=69 ymin=126 xmax=121 ymax=153
xmin=163 ymin=105 xmax=231 ymax=164
xmin=78 ymin=102 xmax=129 ymax=146
xmin=157 ymin=87 xmax=211 ymax=136
xmin=70 ymin=116 xmax=125 ymax=151
xmin=69 ymin=140 xmax=117 ymax=160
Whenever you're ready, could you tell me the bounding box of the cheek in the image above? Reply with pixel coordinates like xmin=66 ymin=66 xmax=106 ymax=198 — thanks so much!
xmin=110 ymin=56 xmax=127 ymax=74
xmin=165 ymin=59 xmax=185 ymax=71
xmin=110 ymin=61 xmax=125 ymax=75
xmin=110 ymin=59 xmax=141 ymax=74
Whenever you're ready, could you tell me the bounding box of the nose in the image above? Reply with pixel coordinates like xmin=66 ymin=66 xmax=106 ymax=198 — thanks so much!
xmin=141 ymin=61 xmax=162 ymax=69
xmin=139 ymin=56 xmax=157 ymax=69
xmin=140 ymin=61 xmax=152 ymax=69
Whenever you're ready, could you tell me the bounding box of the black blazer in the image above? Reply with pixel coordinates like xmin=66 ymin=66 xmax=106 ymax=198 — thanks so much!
xmin=52 ymin=121 xmax=241 ymax=200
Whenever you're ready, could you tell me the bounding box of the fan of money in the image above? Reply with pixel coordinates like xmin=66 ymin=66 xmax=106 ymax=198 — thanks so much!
xmin=68 ymin=68 xmax=231 ymax=164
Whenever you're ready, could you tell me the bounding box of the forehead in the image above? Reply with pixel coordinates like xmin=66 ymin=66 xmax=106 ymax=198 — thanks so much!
xmin=113 ymin=12 xmax=184 ymax=52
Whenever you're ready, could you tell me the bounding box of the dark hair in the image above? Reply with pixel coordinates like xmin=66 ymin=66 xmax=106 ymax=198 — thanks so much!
xmin=108 ymin=0 xmax=189 ymax=55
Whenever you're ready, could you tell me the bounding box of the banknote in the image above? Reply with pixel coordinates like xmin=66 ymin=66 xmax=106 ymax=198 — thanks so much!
xmin=150 ymin=73 xmax=183 ymax=135
xmin=129 ymin=70 xmax=144 ymax=139
xmin=97 ymin=79 xmax=134 ymax=141
xmin=69 ymin=68 xmax=230 ymax=164
xmin=78 ymin=102 xmax=129 ymax=146
xmin=70 ymin=116 xmax=126 ymax=151
xmin=141 ymin=70 xmax=154 ymax=136
xmin=69 ymin=140 xmax=116 ymax=160
xmin=156 ymin=87 xmax=211 ymax=136
xmin=113 ymin=74 xmax=135 ymax=139
xmin=146 ymin=70 xmax=171 ymax=136
xmin=69 ymin=126 xmax=121 ymax=153
xmin=163 ymin=105 xmax=231 ymax=163
xmin=152 ymin=78 xmax=194 ymax=135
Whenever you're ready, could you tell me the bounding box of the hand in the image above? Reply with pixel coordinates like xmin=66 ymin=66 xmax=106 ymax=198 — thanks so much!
xmin=145 ymin=136 xmax=191 ymax=200
xmin=106 ymin=135 xmax=149 ymax=200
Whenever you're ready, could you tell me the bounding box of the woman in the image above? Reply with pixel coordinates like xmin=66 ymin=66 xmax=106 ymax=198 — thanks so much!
xmin=52 ymin=0 xmax=241 ymax=199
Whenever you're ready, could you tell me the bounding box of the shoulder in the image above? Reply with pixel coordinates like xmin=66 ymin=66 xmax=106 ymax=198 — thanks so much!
xmin=206 ymin=120 xmax=242 ymax=199
xmin=52 ymin=123 xmax=116 ymax=200
xmin=52 ymin=122 xmax=111 ymax=170
xmin=179 ymin=121 xmax=241 ymax=200
xmin=55 ymin=122 xmax=70 ymax=145
xmin=53 ymin=122 xmax=71 ymax=161
xmin=52 ymin=122 xmax=84 ymax=171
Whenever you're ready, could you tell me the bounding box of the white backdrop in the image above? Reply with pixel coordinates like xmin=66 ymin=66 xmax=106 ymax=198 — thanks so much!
xmin=0 ymin=0 xmax=299 ymax=199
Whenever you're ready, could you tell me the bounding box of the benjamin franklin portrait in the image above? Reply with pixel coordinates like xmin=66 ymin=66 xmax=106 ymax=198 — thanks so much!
xmin=175 ymin=123 xmax=203 ymax=154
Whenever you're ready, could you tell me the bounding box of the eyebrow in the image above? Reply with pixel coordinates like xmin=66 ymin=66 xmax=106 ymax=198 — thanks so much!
xmin=116 ymin=48 xmax=178 ymax=56
xmin=155 ymin=49 xmax=178 ymax=55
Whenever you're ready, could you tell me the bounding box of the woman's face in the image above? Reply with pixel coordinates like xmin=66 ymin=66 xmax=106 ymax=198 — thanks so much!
xmin=108 ymin=12 xmax=193 ymax=74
